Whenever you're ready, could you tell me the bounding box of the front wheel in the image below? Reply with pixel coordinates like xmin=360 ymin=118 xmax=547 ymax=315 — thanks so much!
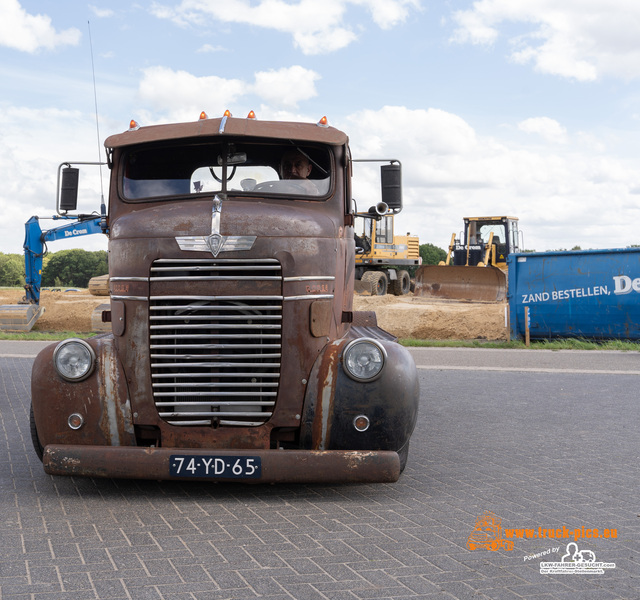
xmin=361 ymin=271 xmax=388 ymax=295
xmin=391 ymin=270 xmax=411 ymax=296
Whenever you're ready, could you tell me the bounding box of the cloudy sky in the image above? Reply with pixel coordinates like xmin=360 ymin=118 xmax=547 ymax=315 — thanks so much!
xmin=3 ymin=0 xmax=640 ymax=255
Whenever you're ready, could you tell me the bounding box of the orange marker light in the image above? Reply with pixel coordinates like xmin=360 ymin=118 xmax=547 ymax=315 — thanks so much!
xmin=223 ymin=109 xmax=232 ymax=117
xmin=317 ymin=116 xmax=329 ymax=128
xmin=247 ymin=110 xmax=256 ymax=119
xmin=128 ymin=119 xmax=140 ymax=131
xmin=199 ymin=111 xmax=208 ymax=120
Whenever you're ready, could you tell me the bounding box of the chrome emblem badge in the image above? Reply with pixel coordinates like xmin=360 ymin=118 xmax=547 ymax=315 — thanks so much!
xmin=206 ymin=233 xmax=224 ymax=257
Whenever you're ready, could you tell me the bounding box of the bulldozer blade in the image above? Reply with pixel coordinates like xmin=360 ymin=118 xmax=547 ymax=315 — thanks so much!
xmin=414 ymin=265 xmax=507 ymax=302
xmin=354 ymin=279 xmax=373 ymax=295
xmin=0 ymin=304 xmax=45 ymax=332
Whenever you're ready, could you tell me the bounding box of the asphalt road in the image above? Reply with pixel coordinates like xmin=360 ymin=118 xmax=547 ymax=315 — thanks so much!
xmin=1 ymin=343 xmax=638 ymax=599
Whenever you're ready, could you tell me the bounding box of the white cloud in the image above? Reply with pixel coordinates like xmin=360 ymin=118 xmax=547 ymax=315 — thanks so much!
xmin=345 ymin=105 xmax=479 ymax=180
xmin=0 ymin=0 xmax=81 ymax=53
xmin=137 ymin=65 xmax=320 ymax=121
xmin=89 ymin=5 xmax=115 ymax=18
xmin=451 ymin=0 xmax=640 ymax=81
xmin=449 ymin=5 xmax=497 ymax=45
xmin=253 ymin=66 xmax=320 ymax=108
xmin=356 ymin=0 xmax=421 ymax=29
xmin=138 ymin=67 xmax=247 ymax=122
xmin=518 ymin=117 xmax=568 ymax=144
xmin=150 ymin=0 xmax=420 ymax=55
xmin=294 ymin=26 xmax=357 ymax=56
xmin=196 ymin=44 xmax=226 ymax=54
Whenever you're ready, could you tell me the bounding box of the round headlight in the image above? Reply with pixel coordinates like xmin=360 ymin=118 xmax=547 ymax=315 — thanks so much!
xmin=342 ymin=338 xmax=386 ymax=382
xmin=53 ymin=339 xmax=96 ymax=382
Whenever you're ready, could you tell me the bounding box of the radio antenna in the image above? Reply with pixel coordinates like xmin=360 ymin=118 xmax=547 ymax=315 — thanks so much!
xmin=87 ymin=21 xmax=107 ymax=233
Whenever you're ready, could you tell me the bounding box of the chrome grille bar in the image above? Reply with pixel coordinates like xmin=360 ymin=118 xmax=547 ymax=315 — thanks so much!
xmin=150 ymin=323 xmax=281 ymax=330
xmin=149 ymin=258 xmax=282 ymax=427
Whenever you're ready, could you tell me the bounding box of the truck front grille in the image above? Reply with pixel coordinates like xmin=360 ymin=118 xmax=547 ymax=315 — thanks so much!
xmin=149 ymin=258 xmax=282 ymax=427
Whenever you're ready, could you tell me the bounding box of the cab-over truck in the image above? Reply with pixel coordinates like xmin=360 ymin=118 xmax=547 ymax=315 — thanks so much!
xmin=30 ymin=113 xmax=419 ymax=483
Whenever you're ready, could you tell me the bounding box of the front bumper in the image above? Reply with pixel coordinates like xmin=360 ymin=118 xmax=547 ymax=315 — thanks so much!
xmin=43 ymin=445 xmax=401 ymax=483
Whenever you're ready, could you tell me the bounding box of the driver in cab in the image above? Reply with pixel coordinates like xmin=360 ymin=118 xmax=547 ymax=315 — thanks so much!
xmin=280 ymin=150 xmax=318 ymax=194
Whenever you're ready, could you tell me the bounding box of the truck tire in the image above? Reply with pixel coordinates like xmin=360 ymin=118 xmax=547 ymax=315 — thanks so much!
xmin=30 ymin=403 xmax=44 ymax=462
xmin=391 ymin=270 xmax=411 ymax=296
xmin=362 ymin=271 xmax=387 ymax=295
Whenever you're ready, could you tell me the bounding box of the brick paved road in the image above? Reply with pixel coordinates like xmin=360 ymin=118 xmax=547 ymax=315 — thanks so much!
xmin=1 ymin=348 xmax=638 ymax=599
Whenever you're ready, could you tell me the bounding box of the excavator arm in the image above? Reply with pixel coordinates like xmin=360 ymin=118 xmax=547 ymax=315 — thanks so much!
xmin=22 ymin=215 xmax=104 ymax=304
xmin=0 ymin=214 xmax=105 ymax=332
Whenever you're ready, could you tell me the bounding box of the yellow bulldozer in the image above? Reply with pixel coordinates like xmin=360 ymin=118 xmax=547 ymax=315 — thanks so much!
xmin=414 ymin=216 xmax=520 ymax=302
xmin=354 ymin=207 xmax=421 ymax=295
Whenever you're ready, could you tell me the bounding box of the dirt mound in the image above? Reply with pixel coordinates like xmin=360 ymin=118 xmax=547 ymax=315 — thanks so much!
xmin=0 ymin=289 xmax=106 ymax=333
xmin=0 ymin=288 xmax=508 ymax=340
xmin=354 ymin=294 xmax=508 ymax=341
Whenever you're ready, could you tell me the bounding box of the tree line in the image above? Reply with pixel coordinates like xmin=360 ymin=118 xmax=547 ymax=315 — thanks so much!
xmin=0 ymin=249 xmax=108 ymax=288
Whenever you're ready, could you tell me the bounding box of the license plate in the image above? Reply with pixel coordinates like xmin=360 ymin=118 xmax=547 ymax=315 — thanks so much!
xmin=170 ymin=455 xmax=261 ymax=479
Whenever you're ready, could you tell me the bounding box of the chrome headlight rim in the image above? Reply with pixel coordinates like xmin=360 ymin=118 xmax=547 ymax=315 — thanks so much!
xmin=53 ymin=338 xmax=96 ymax=382
xmin=342 ymin=338 xmax=387 ymax=383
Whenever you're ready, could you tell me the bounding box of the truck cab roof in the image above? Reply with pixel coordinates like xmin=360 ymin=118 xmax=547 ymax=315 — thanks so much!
xmin=105 ymin=116 xmax=349 ymax=150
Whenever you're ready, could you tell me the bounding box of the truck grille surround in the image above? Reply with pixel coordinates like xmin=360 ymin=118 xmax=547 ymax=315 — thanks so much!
xmin=149 ymin=258 xmax=282 ymax=427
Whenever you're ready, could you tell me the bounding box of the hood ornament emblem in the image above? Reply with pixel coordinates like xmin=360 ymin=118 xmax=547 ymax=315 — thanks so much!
xmin=175 ymin=194 xmax=256 ymax=255
xmin=206 ymin=233 xmax=224 ymax=257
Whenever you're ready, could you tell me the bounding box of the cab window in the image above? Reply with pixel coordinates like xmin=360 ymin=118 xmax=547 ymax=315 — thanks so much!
xmin=122 ymin=141 xmax=332 ymax=201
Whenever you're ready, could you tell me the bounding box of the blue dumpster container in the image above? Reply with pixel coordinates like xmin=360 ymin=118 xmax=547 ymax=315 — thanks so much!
xmin=508 ymin=248 xmax=640 ymax=340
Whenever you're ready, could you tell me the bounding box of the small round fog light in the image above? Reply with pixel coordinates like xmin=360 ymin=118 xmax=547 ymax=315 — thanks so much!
xmin=353 ymin=415 xmax=370 ymax=432
xmin=68 ymin=413 xmax=84 ymax=430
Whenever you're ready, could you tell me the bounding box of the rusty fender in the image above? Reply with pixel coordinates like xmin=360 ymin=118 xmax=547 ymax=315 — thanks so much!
xmin=300 ymin=338 xmax=419 ymax=453
xmin=31 ymin=335 xmax=135 ymax=448
xmin=43 ymin=446 xmax=400 ymax=483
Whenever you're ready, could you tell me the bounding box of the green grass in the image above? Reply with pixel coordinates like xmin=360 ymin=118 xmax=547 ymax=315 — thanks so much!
xmin=399 ymin=338 xmax=640 ymax=351
xmin=0 ymin=331 xmax=96 ymax=341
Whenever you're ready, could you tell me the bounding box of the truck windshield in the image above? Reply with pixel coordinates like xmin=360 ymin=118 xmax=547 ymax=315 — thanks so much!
xmin=121 ymin=140 xmax=331 ymax=201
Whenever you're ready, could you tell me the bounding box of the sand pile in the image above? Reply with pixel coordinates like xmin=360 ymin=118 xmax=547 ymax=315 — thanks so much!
xmin=353 ymin=294 xmax=508 ymax=341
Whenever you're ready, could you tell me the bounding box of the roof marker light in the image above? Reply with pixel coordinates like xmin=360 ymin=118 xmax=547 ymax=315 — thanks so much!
xmin=247 ymin=110 xmax=256 ymax=119
xmin=128 ymin=119 xmax=140 ymax=131
xmin=219 ymin=110 xmax=232 ymax=134
xmin=317 ymin=116 xmax=329 ymax=128
xmin=199 ymin=111 xmax=208 ymax=120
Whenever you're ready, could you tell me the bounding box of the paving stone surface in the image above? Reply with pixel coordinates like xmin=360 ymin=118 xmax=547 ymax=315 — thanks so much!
xmin=0 ymin=350 xmax=637 ymax=599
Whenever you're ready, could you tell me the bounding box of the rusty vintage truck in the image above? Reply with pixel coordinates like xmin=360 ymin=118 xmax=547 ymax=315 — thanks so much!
xmin=30 ymin=112 xmax=419 ymax=483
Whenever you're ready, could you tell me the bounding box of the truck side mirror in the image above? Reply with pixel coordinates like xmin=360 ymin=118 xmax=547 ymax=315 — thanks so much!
xmin=381 ymin=163 xmax=402 ymax=212
xmin=59 ymin=167 xmax=79 ymax=212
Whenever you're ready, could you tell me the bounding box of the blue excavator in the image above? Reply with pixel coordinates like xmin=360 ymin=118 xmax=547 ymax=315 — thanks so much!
xmin=0 ymin=162 xmax=107 ymax=331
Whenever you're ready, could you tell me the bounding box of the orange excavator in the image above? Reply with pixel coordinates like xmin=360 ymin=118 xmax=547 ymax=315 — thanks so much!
xmin=414 ymin=216 xmax=520 ymax=302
